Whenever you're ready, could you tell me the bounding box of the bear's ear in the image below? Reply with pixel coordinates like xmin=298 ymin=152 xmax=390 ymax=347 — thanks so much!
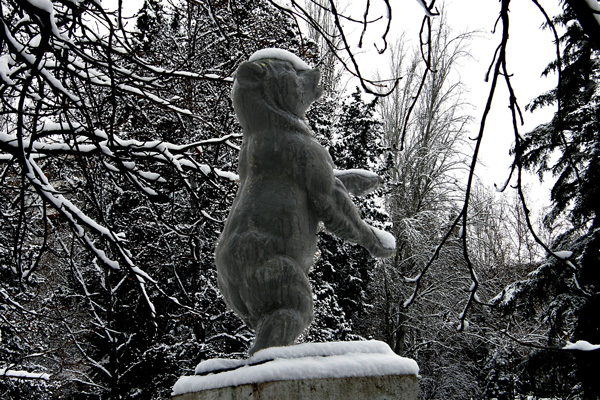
xmin=235 ymin=61 xmax=266 ymax=84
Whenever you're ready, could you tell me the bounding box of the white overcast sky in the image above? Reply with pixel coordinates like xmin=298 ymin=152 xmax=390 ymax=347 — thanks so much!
xmin=345 ymin=0 xmax=562 ymax=200
xmin=446 ymin=0 xmax=561 ymax=192
xmin=105 ymin=0 xmax=562 ymax=203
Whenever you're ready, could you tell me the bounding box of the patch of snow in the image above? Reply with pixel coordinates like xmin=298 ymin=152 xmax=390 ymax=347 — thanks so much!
xmin=2 ymin=21 xmax=76 ymax=101
xmin=249 ymin=48 xmax=311 ymax=71
xmin=563 ymin=340 xmax=600 ymax=351
xmin=415 ymin=0 xmax=437 ymax=17
xmin=583 ymin=0 xmax=600 ymax=25
xmin=333 ymin=169 xmax=379 ymax=179
xmin=214 ymin=169 xmax=239 ymax=181
xmin=137 ymin=171 xmax=165 ymax=182
xmin=26 ymin=0 xmax=53 ymax=12
xmin=0 ymin=54 xmax=15 ymax=85
xmin=39 ymin=120 xmax=83 ymax=132
xmin=202 ymin=73 xmax=232 ymax=81
xmin=24 ymin=0 xmax=64 ymax=39
xmin=565 ymin=259 xmax=578 ymax=272
xmin=201 ymin=210 xmax=221 ymax=223
xmin=553 ymin=250 xmax=573 ymax=259
xmin=198 ymin=164 xmax=212 ymax=175
xmin=102 ymin=162 xmax=119 ymax=172
xmin=490 ymin=283 xmax=517 ymax=306
xmin=122 ymin=161 xmax=135 ymax=170
xmin=173 ymin=341 xmax=418 ymax=395
xmin=194 ymin=358 xmax=246 ymax=375
xmin=195 ymin=133 xmax=242 ymax=146
xmin=370 ymin=226 xmax=396 ymax=250
xmin=0 ymin=368 xmax=51 ymax=380
xmin=250 ymin=340 xmax=395 ymax=362
xmin=457 ymin=319 xmax=470 ymax=331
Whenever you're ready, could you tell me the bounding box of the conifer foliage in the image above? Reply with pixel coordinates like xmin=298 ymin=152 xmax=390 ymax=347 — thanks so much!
xmin=305 ymin=87 xmax=389 ymax=343
xmin=492 ymin=4 xmax=600 ymax=398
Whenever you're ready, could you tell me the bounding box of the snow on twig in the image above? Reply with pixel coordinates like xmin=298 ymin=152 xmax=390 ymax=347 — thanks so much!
xmin=415 ymin=0 xmax=439 ymax=17
xmin=16 ymin=139 xmax=160 ymax=317
xmin=1 ymin=21 xmax=81 ymax=104
xmin=0 ymin=368 xmax=50 ymax=381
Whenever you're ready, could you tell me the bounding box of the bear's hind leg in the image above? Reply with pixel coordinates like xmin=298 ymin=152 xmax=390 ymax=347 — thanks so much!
xmin=249 ymin=308 xmax=309 ymax=355
xmin=246 ymin=256 xmax=313 ymax=356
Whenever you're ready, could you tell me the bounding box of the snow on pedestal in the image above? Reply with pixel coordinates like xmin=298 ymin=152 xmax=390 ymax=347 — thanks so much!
xmin=171 ymin=340 xmax=419 ymax=400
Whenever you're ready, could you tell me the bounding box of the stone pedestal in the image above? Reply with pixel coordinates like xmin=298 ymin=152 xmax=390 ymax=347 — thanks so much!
xmin=171 ymin=341 xmax=418 ymax=400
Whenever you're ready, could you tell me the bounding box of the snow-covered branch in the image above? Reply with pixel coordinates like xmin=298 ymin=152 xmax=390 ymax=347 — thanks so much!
xmin=1 ymin=0 xmax=244 ymax=331
xmin=0 ymin=368 xmax=51 ymax=381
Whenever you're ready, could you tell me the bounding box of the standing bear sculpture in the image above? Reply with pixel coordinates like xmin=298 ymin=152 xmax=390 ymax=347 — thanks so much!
xmin=215 ymin=48 xmax=396 ymax=355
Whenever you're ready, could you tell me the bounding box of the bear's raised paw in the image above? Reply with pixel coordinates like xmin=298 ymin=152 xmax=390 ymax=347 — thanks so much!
xmin=368 ymin=226 xmax=396 ymax=258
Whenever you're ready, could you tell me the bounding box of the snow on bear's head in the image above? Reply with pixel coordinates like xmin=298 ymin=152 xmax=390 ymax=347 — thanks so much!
xmin=232 ymin=49 xmax=322 ymax=127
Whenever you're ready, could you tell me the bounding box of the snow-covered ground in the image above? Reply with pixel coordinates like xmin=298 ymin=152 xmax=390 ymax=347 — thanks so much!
xmin=172 ymin=340 xmax=418 ymax=396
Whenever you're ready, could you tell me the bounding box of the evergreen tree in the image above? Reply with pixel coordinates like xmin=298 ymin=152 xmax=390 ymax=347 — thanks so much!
xmin=330 ymin=87 xmax=384 ymax=171
xmin=305 ymin=88 xmax=389 ymax=342
xmin=493 ymin=4 xmax=600 ymax=398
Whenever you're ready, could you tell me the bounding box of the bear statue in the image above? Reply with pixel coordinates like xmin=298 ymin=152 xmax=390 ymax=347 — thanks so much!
xmin=215 ymin=48 xmax=396 ymax=356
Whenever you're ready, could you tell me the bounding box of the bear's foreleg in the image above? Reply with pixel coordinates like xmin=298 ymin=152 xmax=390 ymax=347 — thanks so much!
xmin=316 ymin=178 xmax=395 ymax=258
xmin=333 ymin=169 xmax=382 ymax=196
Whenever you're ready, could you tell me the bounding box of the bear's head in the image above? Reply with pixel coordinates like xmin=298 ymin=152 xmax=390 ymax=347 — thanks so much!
xmin=232 ymin=49 xmax=322 ymax=129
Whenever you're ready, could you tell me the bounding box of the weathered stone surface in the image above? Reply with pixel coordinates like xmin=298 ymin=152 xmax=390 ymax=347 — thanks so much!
xmin=171 ymin=374 xmax=418 ymax=400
